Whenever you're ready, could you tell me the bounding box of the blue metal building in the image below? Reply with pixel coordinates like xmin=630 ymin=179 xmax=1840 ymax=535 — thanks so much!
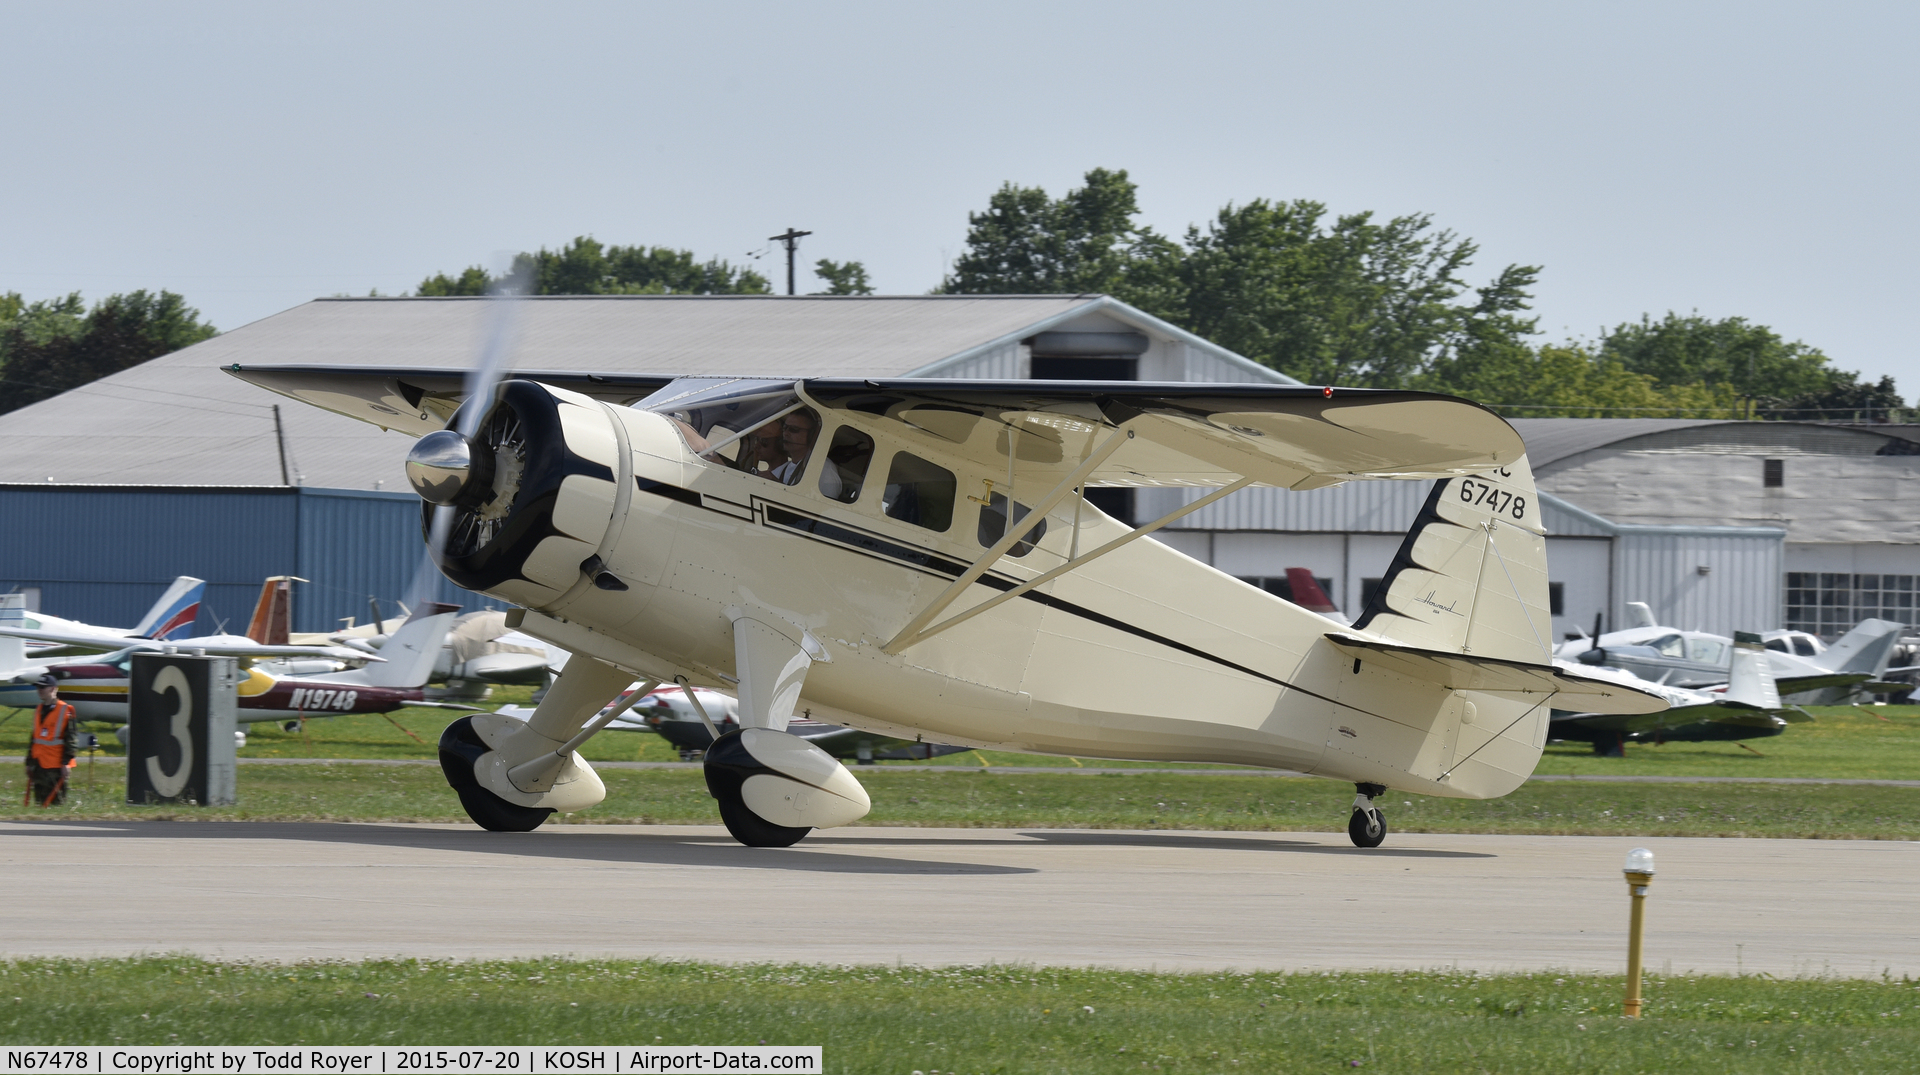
xmin=0 ymin=484 xmax=490 ymax=633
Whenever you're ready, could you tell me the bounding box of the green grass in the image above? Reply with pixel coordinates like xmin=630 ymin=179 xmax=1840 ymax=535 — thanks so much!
xmin=4 ymin=699 xmax=1917 ymax=838
xmin=5 ymin=762 xmax=1919 ymax=839
xmin=9 ymin=700 xmax=1916 ymax=779
xmin=1532 ymin=705 xmax=1920 ymax=781
xmin=2 ymin=958 xmax=1916 ymax=1072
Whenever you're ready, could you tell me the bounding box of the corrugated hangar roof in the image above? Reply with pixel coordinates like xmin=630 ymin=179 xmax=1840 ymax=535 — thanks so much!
xmin=1510 ymin=418 xmax=1906 ymax=469
xmin=0 ymin=293 xmax=1285 ymax=489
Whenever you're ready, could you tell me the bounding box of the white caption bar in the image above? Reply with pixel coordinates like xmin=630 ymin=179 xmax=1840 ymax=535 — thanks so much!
xmin=1 ymin=1047 xmax=823 ymax=1075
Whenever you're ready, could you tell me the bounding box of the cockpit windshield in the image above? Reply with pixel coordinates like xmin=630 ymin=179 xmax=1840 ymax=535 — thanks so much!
xmin=639 ymin=377 xmax=819 ymax=482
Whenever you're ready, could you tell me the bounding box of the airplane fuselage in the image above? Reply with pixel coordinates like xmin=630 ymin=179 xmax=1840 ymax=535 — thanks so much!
xmin=50 ymin=661 xmax=427 ymax=724
xmin=473 ymin=386 xmax=1553 ymax=800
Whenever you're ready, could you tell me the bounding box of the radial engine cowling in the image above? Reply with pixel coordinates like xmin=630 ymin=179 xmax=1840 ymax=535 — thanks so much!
xmin=408 ymin=379 xmax=628 ymax=611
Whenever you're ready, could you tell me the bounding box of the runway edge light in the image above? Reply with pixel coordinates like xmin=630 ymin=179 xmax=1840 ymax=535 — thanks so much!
xmin=1622 ymin=847 xmax=1656 ymax=1018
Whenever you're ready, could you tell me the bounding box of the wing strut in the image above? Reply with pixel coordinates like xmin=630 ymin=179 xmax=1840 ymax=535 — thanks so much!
xmin=884 ymin=473 xmax=1258 ymax=654
xmin=881 ymin=427 xmax=1133 ymax=654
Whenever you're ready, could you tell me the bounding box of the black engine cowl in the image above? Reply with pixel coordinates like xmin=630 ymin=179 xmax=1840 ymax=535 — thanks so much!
xmin=422 ymin=379 xmax=616 ymax=597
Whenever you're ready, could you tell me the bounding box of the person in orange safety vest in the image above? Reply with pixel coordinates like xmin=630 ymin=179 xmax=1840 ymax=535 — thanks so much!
xmin=26 ymin=672 xmax=76 ymax=806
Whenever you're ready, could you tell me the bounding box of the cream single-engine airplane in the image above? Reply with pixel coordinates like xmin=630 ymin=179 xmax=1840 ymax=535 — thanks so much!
xmin=227 ymin=364 xmax=1666 ymax=847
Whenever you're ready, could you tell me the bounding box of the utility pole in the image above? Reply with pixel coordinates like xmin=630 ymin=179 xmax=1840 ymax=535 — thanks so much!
xmin=769 ymin=227 xmax=813 ymax=295
xmin=271 ymin=404 xmax=292 ymax=485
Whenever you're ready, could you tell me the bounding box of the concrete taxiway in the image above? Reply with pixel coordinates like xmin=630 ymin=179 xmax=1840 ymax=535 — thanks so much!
xmin=1 ymin=821 xmax=1912 ymax=976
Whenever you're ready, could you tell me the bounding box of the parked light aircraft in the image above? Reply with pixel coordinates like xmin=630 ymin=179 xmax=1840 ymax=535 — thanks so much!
xmin=250 ymin=575 xmax=563 ymax=689
xmin=1550 ymin=632 xmax=1810 ymax=755
xmin=229 ymin=363 xmax=1666 ymax=847
xmin=1557 ymin=603 xmax=1905 ymax=701
xmin=31 ymin=604 xmax=473 ymax=726
xmin=0 ymin=591 xmax=381 ymax=709
xmin=5 ymin=576 xmax=206 ymax=658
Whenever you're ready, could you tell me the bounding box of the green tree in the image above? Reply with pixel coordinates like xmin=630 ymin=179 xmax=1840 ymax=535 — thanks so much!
xmin=1597 ymin=312 xmax=1836 ymax=401
xmin=0 ymin=290 xmax=218 ymax=415
xmin=416 ymin=237 xmax=771 ymax=297
xmin=416 ymin=267 xmax=492 ymax=296
xmin=937 ymin=168 xmax=1184 ymax=319
xmin=1774 ymin=372 xmax=1905 ymax=421
xmin=938 ymin=171 xmax=1534 ymax=385
xmin=1177 ymin=200 xmax=1540 ymax=387
xmin=1418 ymin=342 xmax=1746 ymax=418
xmin=811 ymin=259 xmax=874 ymax=295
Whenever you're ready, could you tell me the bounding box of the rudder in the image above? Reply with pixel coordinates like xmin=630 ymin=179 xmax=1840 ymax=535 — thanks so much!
xmin=1350 ymin=456 xmax=1553 ymax=665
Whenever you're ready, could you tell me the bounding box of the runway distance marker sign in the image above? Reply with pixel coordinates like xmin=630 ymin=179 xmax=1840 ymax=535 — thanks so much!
xmin=125 ymin=654 xmax=237 ymax=806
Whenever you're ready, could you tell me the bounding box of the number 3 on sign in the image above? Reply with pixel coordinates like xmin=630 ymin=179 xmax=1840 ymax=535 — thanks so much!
xmin=145 ymin=665 xmax=194 ymax=798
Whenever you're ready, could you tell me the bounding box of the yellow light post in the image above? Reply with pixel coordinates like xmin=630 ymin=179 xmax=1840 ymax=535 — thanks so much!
xmin=1622 ymin=847 xmax=1655 ymax=1018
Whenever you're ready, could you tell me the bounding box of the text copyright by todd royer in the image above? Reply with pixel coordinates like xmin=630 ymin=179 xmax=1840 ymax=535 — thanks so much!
xmin=1 ymin=1047 xmax=823 ymax=1074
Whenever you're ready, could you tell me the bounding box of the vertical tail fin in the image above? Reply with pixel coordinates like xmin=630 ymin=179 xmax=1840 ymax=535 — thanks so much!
xmin=244 ymin=576 xmax=304 ymax=645
xmin=1350 ymin=455 xmax=1553 ymax=664
xmin=1814 ymin=618 xmax=1904 ymax=677
xmin=360 ymin=602 xmax=461 ymax=687
xmin=1283 ymin=568 xmax=1340 ymax=615
xmin=132 ymin=577 xmax=206 ymax=640
xmin=1724 ymin=631 xmax=1782 ymax=709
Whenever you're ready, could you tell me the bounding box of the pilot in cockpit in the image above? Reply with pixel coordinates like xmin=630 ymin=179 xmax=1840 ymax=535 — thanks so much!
xmin=770 ymin=409 xmax=819 ymax=485
xmin=736 ymin=420 xmax=787 ymax=477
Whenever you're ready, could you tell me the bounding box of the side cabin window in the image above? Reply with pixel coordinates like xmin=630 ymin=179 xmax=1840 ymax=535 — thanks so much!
xmin=818 ymin=426 xmax=875 ymax=503
xmin=1686 ymin=638 xmax=1728 ymax=666
xmin=882 ymin=452 xmax=955 ymax=532
xmin=976 ymin=492 xmax=1047 ymax=557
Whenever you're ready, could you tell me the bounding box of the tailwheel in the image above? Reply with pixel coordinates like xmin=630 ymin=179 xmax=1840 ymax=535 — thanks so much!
xmin=1347 ymin=782 xmax=1387 ymax=848
xmin=438 ymin=716 xmax=553 ymax=832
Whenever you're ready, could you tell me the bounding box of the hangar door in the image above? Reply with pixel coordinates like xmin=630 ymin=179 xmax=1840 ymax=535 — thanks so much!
xmin=1547 ymin=537 xmax=1611 ymax=642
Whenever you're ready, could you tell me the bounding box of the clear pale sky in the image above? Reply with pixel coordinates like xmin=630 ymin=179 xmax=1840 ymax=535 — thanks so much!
xmin=4 ymin=1 xmax=1914 ymax=390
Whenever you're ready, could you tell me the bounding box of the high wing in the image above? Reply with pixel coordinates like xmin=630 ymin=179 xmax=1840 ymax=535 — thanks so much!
xmin=221 ymin=364 xmax=677 ymax=436
xmin=0 ymin=625 xmax=379 ymax=663
xmin=801 ymin=379 xmax=1525 ymax=488
xmin=223 ymin=366 xmax=1525 ymax=489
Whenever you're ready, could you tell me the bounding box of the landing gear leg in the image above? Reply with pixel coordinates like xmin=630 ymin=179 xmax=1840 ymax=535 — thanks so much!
xmin=702 ymin=611 xmax=870 ymax=847
xmin=1348 ymin=782 xmax=1387 ymax=848
xmin=437 ymin=656 xmax=635 ymax=832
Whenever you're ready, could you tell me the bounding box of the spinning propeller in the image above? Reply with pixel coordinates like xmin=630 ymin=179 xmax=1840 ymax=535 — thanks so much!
xmin=401 ymin=265 xmax=529 ymax=609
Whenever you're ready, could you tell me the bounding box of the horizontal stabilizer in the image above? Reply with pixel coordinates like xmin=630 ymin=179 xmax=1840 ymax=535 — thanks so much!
xmin=1325 ymin=633 xmax=1668 ymax=715
xmin=1774 ymin=672 xmax=1870 ymax=695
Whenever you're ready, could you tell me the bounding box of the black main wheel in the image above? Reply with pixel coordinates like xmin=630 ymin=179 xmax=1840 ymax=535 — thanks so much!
xmin=1348 ymin=806 xmax=1387 ymax=848
xmin=715 ymin=794 xmax=811 ymax=848
xmin=703 ymin=730 xmax=812 ymax=848
xmin=438 ymin=716 xmax=553 ymax=832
